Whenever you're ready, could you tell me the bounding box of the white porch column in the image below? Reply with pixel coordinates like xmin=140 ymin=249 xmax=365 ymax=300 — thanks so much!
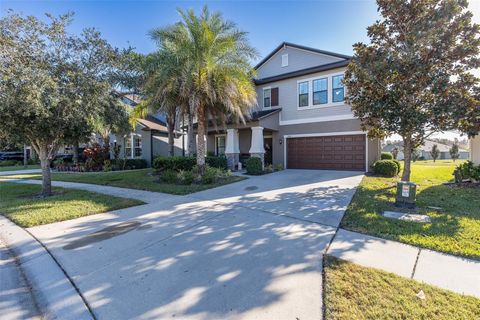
xmin=225 ymin=129 xmax=240 ymax=170
xmin=249 ymin=126 xmax=265 ymax=169
xmin=130 ymin=133 xmax=134 ymax=159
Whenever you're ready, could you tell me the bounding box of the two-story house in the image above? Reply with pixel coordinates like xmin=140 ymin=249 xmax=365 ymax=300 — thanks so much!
xmin=204 ymin=42 xmax=381 ymax=171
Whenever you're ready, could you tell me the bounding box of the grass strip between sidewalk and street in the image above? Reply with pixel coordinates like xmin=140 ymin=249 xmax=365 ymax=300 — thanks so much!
xmin=324 ymin=255 xmax=480 ymax=320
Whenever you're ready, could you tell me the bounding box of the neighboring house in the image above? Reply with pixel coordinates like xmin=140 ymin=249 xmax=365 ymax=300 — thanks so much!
xmin=102 ymin=94 xmax=185 ymax=166
xmin=383 ymin=140 xmax=470 ymax=160
xmin=470 ymin=136 xmax=480 ymax=164
xmin=203 ymin=42 xmax=381 ymax=171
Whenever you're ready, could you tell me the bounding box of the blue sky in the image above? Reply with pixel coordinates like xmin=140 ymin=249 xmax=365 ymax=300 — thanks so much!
xmin=0 ymin=0 xmax=381 ymax=63
xmin=2 ymin=0 xmax=479 ymax=139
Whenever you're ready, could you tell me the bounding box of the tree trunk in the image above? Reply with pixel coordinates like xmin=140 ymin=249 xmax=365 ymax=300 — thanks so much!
xmin=38 ymin=144 xmax=52 ymax=196
xmin=72 ymin=140 xmax=79 ymax=164
xmin=167 ymin=117 xmax=175 ymax=157
xmin=401 ymin=137 xmax=412 ymax=182
xmin=23 ymin=144 xmax=27 ymax=168
xmin=196 ymin=104 xmax=206 ymax=174
xmin=187 ymin=111 xmax=195 ymax=156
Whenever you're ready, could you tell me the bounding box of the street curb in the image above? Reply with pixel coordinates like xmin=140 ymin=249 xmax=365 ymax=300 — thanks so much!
xmin=0 ymin=216 xmax=93 ymax=320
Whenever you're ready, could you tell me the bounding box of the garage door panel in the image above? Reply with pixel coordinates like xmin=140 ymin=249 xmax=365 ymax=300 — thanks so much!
xmin=287 ymin=134 xmax=366 ymax=171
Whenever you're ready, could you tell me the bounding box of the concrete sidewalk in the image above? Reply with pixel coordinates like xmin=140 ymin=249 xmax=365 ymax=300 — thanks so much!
xmin=327 ymin=229 xmax=480 ymax=298
xmin=0 ymin=178 xmax=174 ymax=204
xmin=0 ymin=169 xmax=41 ymax=176
xmin=0 ymin=238 xmax=42 ymax=320
xmin=0 ymin=216 xmax=93 ymax=320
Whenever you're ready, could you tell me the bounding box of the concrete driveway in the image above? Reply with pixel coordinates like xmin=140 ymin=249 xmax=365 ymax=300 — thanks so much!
xmin=27 ymin=170 xmax=363 ymax=320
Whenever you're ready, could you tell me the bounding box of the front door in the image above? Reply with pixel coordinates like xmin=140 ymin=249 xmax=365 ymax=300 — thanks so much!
xmin=264 ymin=137 xmax=273 ymax=165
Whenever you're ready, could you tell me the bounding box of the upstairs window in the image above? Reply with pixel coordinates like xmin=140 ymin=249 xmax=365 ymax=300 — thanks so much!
xmin=313 ymin=78 xmax=328 ymax=105
xmin=332 ymin=75 xmax=345 ymax=102
xmin=298 ymin=81 xmax=309 ymax=107
xmin=263 ymin=88 xmax=271 ymax=108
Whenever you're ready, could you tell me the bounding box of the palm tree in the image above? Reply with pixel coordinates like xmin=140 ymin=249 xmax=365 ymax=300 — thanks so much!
xmin=150 ymin=6 xmax=258 ymax=173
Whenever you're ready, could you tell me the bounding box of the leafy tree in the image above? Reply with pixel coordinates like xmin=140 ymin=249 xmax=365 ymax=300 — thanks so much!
xmin=450 ymin=142 xmax=460 ymax=162
xmin=0 ymin=12 xmax=119 ymax=195
xmin=344 ymin=0 xmax=480 ymax=181
xmin=93 ymin=94 xmax=131 ymax=147
xmin=150 ymin=6 xmax=258 ymax=173
xmin=430 ymin=144 xmax=440 ymax=162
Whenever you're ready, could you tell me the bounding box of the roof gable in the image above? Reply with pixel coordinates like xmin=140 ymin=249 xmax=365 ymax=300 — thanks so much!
xmin=254 ymin=42 xmax=351 ymax=80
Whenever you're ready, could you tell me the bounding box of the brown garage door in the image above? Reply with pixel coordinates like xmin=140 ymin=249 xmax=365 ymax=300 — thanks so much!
xmin=287 ymin=134 xmax=366 ymax=171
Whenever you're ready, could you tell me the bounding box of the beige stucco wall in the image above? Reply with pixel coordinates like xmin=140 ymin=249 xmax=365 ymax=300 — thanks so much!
xmin=470 ymin=136 xmax=480 ymax=164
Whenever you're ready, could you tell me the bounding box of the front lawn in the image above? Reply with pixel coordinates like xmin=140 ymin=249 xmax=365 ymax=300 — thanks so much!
xmin=341 ymin=160 xmax=480 ymax=260
xmin=0 ymin=169 xmax=246 ymax=195
xmin=0 ymin=164 xmax=40 ymax=172
xmin=324 ymin=256 xmax=480 ymax=319
xmin=0 ymin=182 xmax=144 ymax=227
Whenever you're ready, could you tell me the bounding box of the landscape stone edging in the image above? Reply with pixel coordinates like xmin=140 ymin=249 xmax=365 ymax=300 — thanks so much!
xmin=0 ymin=215 xmax=93 ymax=320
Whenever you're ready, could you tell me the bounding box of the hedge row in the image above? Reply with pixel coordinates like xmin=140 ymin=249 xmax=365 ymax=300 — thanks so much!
xmin=153 ymin=155 xmax=227 ymax=172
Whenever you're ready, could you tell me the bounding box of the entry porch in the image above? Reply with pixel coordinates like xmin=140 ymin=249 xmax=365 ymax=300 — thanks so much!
xmin=205 ymin=109 xmax=281 ymax=170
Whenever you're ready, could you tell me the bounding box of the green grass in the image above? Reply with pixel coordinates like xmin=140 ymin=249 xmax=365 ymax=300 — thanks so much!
xmin=0 ymin=164 xmax=40 ymax=172
xmin=341 ymin=159 xmax=480 ymax=260
xmin=0 ymin=169 xmax=246 ymax=195
xmin=324 ymin=256 xmax=480 ymax=320
xmin=0 ymin=182 xmax=144 ymax=227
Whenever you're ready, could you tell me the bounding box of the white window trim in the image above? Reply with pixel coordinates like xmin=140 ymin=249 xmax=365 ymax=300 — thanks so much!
xmin=331 ymin=73 xmax=346 ymax=104
xmin=132 ymin=133 xmax=142 ymax=159
xmin=312 ymin=77 xmax=329 ymax=106
xmin=297 ymin=81 xmax=309 ymax=108
xmin=279 ymin=113 xmax=355 ymax=126
xmin=296 ymin=71 xmax=346 ymax=110
xmin=283 ymin=131 xmax=368 ymax=172
xmin=263 ymin=86 xmax=272 ymax=109
xmin=214 ymin=134 xmax=226 ymax=156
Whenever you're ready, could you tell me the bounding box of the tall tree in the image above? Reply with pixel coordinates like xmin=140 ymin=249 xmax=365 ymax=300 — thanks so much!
xmin=344 ymin=0 xmax=480 ymax=181
xmin=151 ymin=6 xmax=258 ymax=172
xmin=449 ymin=142 xmax=460 ymax=162
xmin=0 ymin=12 xmax=119 ymax=195
xmin=430 ymin=144 xmax=440 ymax=162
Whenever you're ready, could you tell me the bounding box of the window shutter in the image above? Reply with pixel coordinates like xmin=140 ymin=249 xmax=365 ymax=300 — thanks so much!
xmin=271 ymin=87 xmax=279 ymax=106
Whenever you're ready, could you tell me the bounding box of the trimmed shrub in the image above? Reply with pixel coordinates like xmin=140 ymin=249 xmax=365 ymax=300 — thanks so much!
xmin=160 ymin=169 xmax=178 ymax=184
xmin=246 ymin=157 xmax=263 ymax=175
xmin=381 ymin=152 xmax=394 ymax=160
xmin=372 ymin=160 xmax=398 ymax=177
xmin=177 ymin=169 xmax=195 ymax=185
xmin=392 ymin=159 xmax=401 ymax=175
xmin=206 ymin=155 xmax=228 ymax=170
xmin=153 ymin=156 xmax=196 ymax=172
xmin=454 ymin=161 xmax=480 ymax=182
xmin=113 ymin=159 xmax=148 ymax=170
xmin=202 ymin=166 xmax=221 ymax=184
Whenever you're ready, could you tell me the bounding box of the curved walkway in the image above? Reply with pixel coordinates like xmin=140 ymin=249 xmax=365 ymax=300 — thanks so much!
xmin=1 ymin=170 xmax=479 ymax=319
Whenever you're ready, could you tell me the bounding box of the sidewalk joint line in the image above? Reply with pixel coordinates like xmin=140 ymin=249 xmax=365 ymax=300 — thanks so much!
xmin=411 ymin=248 xmax=422 ymax=279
